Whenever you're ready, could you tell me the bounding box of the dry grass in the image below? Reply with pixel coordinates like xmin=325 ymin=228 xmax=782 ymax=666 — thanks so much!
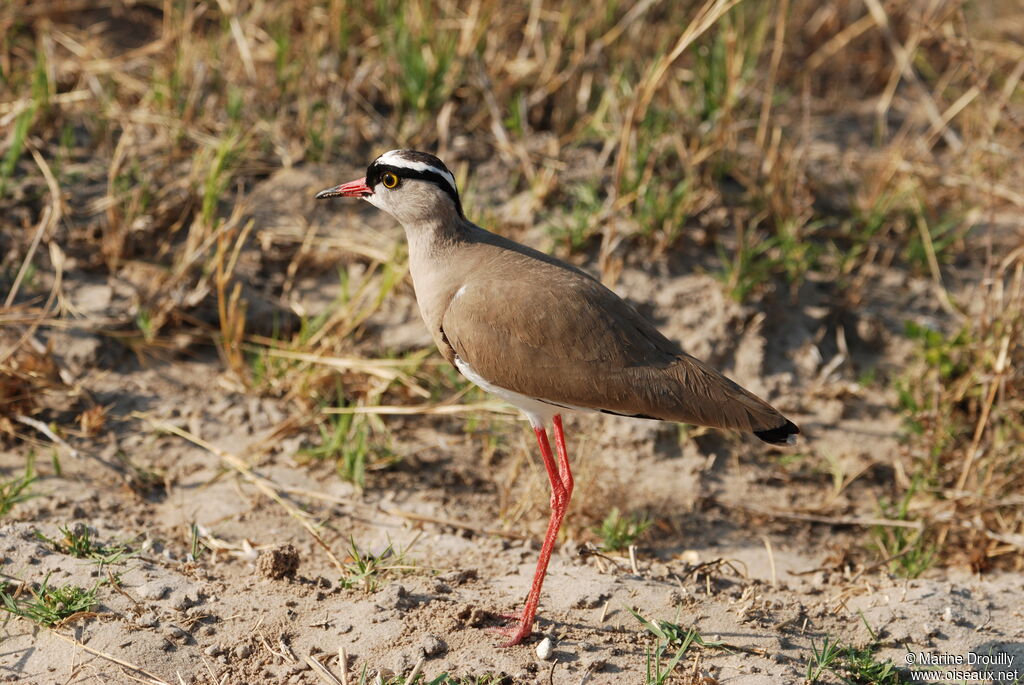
xmin=897 ymin=259 xmax=1024 ymax=571
xmin=1 ymin=0 xmax=1022 ymax=568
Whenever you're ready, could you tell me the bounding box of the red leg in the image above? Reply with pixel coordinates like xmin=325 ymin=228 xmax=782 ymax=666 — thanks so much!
xmin=498 ymin=414 xmax=573 ymax=647
xmin=552 ymin=415 xmax=573 ymax=495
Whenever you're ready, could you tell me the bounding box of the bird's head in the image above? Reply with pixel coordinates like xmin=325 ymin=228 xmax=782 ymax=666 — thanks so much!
xmin=315 ymin=149 xmax=463 ymax=226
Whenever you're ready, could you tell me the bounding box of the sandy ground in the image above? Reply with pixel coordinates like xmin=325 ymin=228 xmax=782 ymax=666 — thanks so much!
xmin=2 ymin=169 xmax=1022 ymax=684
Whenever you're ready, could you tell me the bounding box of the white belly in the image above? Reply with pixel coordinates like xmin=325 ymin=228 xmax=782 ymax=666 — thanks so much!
xmin=454 ymin=357 xmax=586 ymax=428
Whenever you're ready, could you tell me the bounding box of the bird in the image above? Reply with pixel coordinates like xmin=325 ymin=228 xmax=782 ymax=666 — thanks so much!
xmin=315 ymin=149 xmax=799 ymax=646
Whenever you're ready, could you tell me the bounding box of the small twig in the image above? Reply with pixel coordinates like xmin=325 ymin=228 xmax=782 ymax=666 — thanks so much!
xmin=339 ymin=647 xmax=350 ymax=685
xmin=678 ymin=557 xmax=748 ymax=581
xmin=954 ymin=332 xmax=1009 ymax=492
xmin=250 ymin=347 xmax=430 ymax=397
xmin=0 ymin=245 xmax=69 ymax=371
xmin=279 ymin=635 xmax=297 ymax=663
xmin=257 ymin=630 xmax=291 ymax=662
xmin=405 ymin=657 xmax=424 ymax=684
xmin=106 ymin=571 xmax=141 ymax=608
xmin=199 ymin=656 xmax=220 ymax=685
xmin=806 ymin=13 xmax=875 ymax=71
xmin=732 ymin=505 xmax=924 ymax=530
xmin=49 ymin=631 xmax=171 ymax=685
xmin=14 ymin=414 xmax=80 ymax=459
xmin=213 ymin=0 xmax=256 ymax=80
xmin=54 ymin=610 xmax=100 ymax=628
xmin=848 ymin=547 xmax=916 ymax=583
xmin=304 ymin=653 xmax=344 ymax=685
xmin=323 ymin=401 xmax=516 ymax=417
xmin=5 ymin=144 xmax=61 ymax=308
xmin=598 ymin=599 xmax=611 ymax=623
xmin=257 ymin=632 xmax=277 ymax=657
xmin=577 ymin=543 xmax=624 ymax=571
xmin=762 ymin=537 xmax=777 ymax=588
xmin=913 ymin=200 xmax=962 ymax=318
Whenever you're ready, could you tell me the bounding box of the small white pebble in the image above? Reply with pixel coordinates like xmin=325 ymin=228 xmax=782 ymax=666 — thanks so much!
xmin=536 ymin=637 xmax=553 ymax=661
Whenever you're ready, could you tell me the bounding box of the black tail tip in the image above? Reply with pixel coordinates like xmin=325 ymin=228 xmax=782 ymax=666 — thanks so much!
xmin=754 ymin=419 xmax=800 ymax=446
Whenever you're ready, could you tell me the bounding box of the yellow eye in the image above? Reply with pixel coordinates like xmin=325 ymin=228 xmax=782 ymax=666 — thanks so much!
xmin=382 ymin=172 xmax=399 ymax=189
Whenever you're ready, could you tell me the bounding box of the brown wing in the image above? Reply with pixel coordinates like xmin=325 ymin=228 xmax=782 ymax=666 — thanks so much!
xmin=439 ymin=271 xmax=792 ymax=435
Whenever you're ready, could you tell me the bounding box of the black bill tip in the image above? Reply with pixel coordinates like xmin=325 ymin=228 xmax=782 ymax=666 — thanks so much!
xmin=315 ymin=186 xmax=343 ymax=200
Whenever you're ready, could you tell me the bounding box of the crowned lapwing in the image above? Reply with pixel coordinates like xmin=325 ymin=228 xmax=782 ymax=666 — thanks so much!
xmin=315 ymin=149 xmax=798 ymax=646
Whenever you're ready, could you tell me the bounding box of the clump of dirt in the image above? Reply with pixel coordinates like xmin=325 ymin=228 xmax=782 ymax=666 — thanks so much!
xmin=257 ymin=544 xmax=301 ymax=580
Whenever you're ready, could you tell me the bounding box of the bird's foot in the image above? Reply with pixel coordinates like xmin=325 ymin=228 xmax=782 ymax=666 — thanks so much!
xmin=484 ymin=610 xmax=534 ymax=647
xmin=494 ymin=621 xmax=533 ymax=647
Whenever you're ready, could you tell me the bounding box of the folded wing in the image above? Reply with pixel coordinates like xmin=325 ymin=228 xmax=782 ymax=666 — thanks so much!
xmin=440 ymin=274 xmax=795 ymax=439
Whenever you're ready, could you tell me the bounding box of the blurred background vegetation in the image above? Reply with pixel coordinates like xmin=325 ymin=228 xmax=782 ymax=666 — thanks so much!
xmin=1 ymin=0 xmax=1021 ymax=570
